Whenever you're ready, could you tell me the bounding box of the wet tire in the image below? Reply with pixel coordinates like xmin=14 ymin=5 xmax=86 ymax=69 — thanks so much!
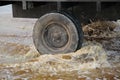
xmin=33 ymin=12 xmax=83 ymax=54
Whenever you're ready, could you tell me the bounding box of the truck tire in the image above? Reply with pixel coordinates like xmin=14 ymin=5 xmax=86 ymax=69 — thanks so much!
xmin=33 ymin=12 xmax=83 ymax=54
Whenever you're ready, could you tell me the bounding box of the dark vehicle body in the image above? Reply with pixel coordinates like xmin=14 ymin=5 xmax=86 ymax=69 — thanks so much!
xmin=1 ymin=0 xmax=120 ymax=21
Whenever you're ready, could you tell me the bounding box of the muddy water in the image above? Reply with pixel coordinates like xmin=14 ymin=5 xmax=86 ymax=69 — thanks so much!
xmin=0 ymin=13 xmax=120 ymax=80
xmin=0 ymin=40 xmax=120 ymax=80
xmin=0 ymin=37 xmax=120 ymax=78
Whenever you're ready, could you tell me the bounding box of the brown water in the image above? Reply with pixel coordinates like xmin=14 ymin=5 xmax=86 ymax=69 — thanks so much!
xmin=0 ymin=40 xmax=120 ymax=80
xmin=0 ymin=13 xmax=120 ymax=80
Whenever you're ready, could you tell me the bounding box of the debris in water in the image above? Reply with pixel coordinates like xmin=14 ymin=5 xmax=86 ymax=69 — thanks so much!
xmin=83 ymin=21 xmax=117 ymax=37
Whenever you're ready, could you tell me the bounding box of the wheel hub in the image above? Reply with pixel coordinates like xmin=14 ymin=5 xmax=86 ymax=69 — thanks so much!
xmin=43 ymin=23 xmax=69 ymax=48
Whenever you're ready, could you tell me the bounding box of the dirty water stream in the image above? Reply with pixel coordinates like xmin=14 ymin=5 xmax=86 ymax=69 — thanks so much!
xmin=0 ymin=6 xmax=120 ymax=79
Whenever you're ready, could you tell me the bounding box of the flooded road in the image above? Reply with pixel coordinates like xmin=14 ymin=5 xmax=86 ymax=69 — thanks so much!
xmin=0 ymin=5 xmax=120 ymax=80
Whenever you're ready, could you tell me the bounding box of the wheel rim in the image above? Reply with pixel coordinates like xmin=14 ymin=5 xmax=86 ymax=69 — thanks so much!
xmin=43 ymin=23 xmax=69 ymax=49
